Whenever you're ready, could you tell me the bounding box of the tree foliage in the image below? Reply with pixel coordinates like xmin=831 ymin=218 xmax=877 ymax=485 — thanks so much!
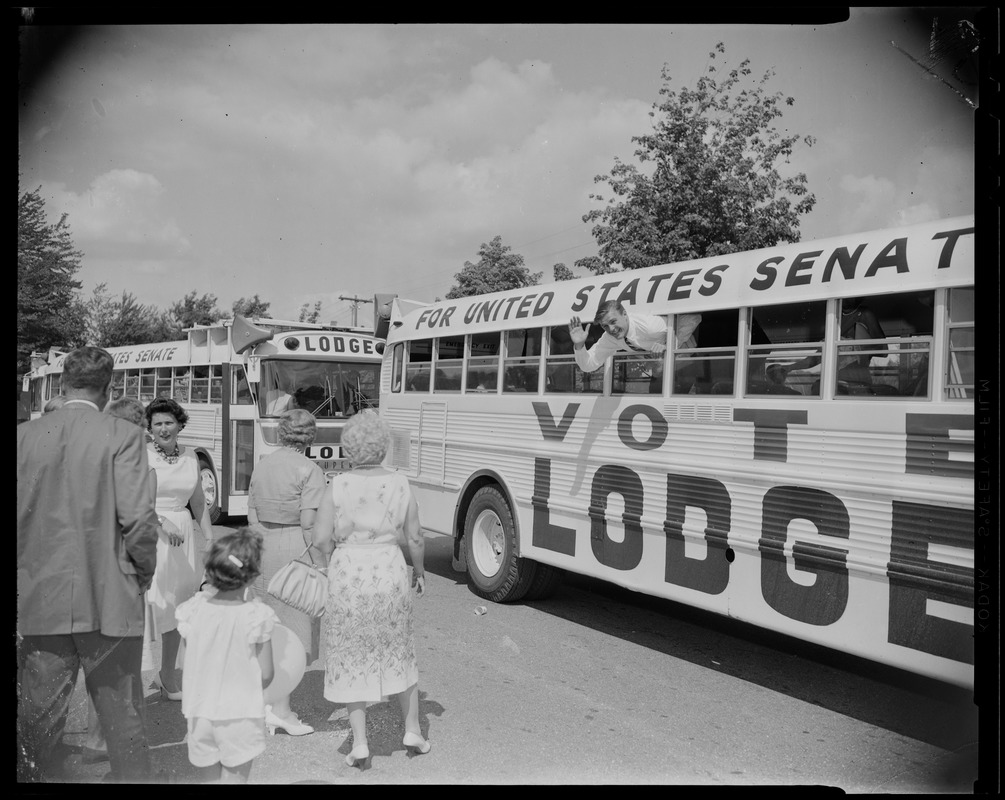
xmin=232 ymin=294 xmax=271 ymax=319
xmin=577 ymin=42 xmax=816 ymax=273
xmin=170 ymin=291 xmax=224 ymax=330
xmin=299 ymin=300 xmax=322 ymax=324
xmin=552 ymin=263 xmax=577 ymax=282
xmin=445 ymin=236 xmax=542 ymax=299
xmin=75 ymin=283 xmax=179 ymax=348
xmin=17 ymin=185 xmax=85 ymax=375
xmin=18 ymin=183 xmax=286 ymax=368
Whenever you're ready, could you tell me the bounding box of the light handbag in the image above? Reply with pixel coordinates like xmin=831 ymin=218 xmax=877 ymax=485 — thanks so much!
xmin=267 ymin=547 xmax=328 ymax=617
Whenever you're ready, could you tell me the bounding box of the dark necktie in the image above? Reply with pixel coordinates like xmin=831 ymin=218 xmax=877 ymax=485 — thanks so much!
xmin=624 ymin=337 xmax=646 ymax=353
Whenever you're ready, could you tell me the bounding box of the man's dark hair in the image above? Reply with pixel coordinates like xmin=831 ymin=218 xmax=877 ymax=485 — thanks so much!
xmin=594 ymin=300 xmax=625 ymax=325
xmin=61 ymin=347 xmax=114 ymax=391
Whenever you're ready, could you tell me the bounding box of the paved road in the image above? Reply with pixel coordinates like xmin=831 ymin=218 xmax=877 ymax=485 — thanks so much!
xmin=55 ymin=522 xmax=983 ymax=788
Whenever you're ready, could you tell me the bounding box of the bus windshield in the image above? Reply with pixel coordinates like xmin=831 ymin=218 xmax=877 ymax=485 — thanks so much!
xmin=257 ymin=359 xmax=379 ymax=419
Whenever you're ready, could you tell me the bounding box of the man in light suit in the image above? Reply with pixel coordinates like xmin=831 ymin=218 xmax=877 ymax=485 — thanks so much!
xmin=17 ymin=346 xmax=160 ymax=782
xmin=568 ymin=299 xmax=702 ymax=373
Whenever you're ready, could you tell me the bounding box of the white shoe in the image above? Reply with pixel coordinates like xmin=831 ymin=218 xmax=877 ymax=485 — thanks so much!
xmin=265 ymin=705 xmax=314 ymax=736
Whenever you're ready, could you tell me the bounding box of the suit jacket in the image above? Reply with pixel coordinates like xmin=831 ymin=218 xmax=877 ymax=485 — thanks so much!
xmin=17 ymin=402 xmax=159 ymax=637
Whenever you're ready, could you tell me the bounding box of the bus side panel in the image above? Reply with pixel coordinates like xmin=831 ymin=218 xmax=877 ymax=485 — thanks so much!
xmin=179 ymin=405 xmax=224 ymax=497
xmin=385 ymin=395 xmax=974 ymax=689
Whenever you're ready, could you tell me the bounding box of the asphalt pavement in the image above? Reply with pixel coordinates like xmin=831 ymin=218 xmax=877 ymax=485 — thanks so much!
xmin=47 ymin=527 xmax=984 ymax=788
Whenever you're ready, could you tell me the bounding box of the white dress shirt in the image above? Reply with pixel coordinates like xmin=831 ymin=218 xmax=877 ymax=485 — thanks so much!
xmin=574 ymin=312 xmax=701 ymax=373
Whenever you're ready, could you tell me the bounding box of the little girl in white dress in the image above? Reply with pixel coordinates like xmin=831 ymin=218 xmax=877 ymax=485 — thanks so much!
xmin=175 ymin=528 xmax=278 ymax=784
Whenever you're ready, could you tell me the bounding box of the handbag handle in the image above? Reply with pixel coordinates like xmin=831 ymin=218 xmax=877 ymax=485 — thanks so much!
xmin=296 ymin=545 xmax=326 ymax=569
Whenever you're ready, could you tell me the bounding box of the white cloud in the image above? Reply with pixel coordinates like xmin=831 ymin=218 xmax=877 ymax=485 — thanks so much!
xmin=48 ymin=169 xmax=191 ymax=255
xmin=834 ymin=139 xmax=973 ymax=235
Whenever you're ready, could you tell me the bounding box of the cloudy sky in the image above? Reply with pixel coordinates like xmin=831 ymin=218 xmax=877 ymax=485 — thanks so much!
xmin=18 ymin=10 xmax=978 ymax=328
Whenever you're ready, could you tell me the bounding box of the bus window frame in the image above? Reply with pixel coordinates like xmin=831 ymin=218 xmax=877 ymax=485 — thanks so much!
xmin=502 ymin=328 xmax=543 ymax=394
xmin=433 ymin=335 xmax=464 ymax=394
xmin=466 ymin=331 xmax=501 ymax=394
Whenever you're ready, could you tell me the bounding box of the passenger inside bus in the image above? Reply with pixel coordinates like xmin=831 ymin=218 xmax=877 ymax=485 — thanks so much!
xmin=569 ymin=301 xmax=701 ymax=373
xmin=294 ymin=385 xmax=328 ymax=413
xmin=782 ymin=297 xmax=887 ymax=393
xmin=763 ymin=363 xmax=800 ymax=395
xmin=264 ymin=387 xmax=294 ymax=414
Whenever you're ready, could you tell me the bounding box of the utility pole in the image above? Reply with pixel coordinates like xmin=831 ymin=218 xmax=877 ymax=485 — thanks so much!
xmin=339 ymin=294 xmax=373 ymax=328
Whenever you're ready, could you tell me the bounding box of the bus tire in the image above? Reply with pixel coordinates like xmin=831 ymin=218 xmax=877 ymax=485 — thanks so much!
xmin=522 ymin=563 xmax=564 ymax=601
xmin=199 ymin=458 xmax=222 ymax=524
xmin=463 ymin=486 xmax=536 ymax=603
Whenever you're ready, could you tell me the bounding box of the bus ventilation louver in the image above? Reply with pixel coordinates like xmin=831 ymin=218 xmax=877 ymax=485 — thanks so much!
xmin=663 ymin=403 xmax=732 ymax=424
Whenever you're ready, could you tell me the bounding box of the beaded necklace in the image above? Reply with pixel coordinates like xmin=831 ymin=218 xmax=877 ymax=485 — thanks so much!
xmin=153 ymin=440 xmax=181 ymax=464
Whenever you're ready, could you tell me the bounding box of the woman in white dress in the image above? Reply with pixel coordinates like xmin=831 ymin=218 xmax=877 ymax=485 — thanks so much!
xmin=313 ymin=410 xmax=429 ymax=769
xmin=144 ymin=397 xmax=214 ymax=699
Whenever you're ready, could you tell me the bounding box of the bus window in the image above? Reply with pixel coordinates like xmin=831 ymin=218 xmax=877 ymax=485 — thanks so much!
xmin=467 ymin=332 xmax=500 ymax=393
xmin=173 ymin=367 xmax=191 ymax=403
xmin=232 ymin=365 xmax=252 ymax=405
xmin=545 ymin=324 xmax=603 ymax=394
xmin=946 ymin=287 xmax=974 ymax=399
xmin=390 ymin=343 xmax=404 ymax=393
xmin=347 ymin=366 xmax=380 ymax=413
xmin=191 ymin=365 xmax=210 ymax=403
xmin=111 ymin=371 xmax=125 ymax=400
xmin=155 ymin=367 xmax=172 ymax=399
xmin=232 ymin=419 xmax=255 ymax=493
xmin=139 ymin=368 xmax=156 ymax=402
xmin=258 ymin=360 xmax=380 ymax=417
xmin=671 ymin=309 xmax=739 ymax=396
xmin=405 ymin=339 xmax=432 ymax=392
xmin=209 ymin=365 xmax=224 ymax=404
xmin=503 ymin=328 xmax=542 ymax=393
xmin=747 ymin=301 xmax=826 ymax=397
xmin=836 ymin=291 xmax=933 ymax=397
xmin=433 ymin=336 xmax=463 ymax=393
xmin=124 ymin=370 xmax=140 ymax=399
xmin=27 ymin=377 xmax=43 ymax=413
xmin=613 ymin=351 xmax=663 ymax=395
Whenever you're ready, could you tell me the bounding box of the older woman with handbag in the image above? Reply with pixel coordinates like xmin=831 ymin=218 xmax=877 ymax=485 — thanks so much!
xmin=248 ymin=408 xmax=329 ymax=736
xmin=313 ymin=409 xmax=429 ymax=769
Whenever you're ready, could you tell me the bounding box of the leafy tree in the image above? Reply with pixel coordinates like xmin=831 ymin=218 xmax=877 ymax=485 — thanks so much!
xmin=578 ymin=42 xmax=816 ymax=273
xmin=170 ymin=291 xmax=224 ymax=330
xmin=232 ymin=294 xmax=271 ymax=319
xmin=17 ymin=185 xmax=85 ymax=374
xmin=76 ymin=283 xmax=178 ymax=347
xmin=299 ymin=300 xmax=322 ymax=324
xmin=446 ymin=236 xmax=542 ymax=299
xmin=553 ymin=263 xmax=577 ymax=281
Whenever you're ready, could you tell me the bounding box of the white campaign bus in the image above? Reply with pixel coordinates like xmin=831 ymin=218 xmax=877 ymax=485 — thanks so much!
xmin=22 ymin=316 xmax=385 ymax=521
xmin=379 ymin=215 xmax=976 ymax=689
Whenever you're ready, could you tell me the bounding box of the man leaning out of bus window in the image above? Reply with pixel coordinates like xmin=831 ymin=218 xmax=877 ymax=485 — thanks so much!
xmin=568 ymin=300 xmax=701 ymax=373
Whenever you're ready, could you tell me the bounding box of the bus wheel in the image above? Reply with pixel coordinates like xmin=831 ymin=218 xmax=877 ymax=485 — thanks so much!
xmin=522 ymin=563 xmax=564 ymax=601
xmin=199 ymin=459 xmax=222 ymax=524
xmin=463 ymin=486 xmax=536 ymax=603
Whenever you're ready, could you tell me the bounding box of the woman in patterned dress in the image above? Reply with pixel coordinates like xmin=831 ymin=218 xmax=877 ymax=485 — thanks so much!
xmin=312 ymin=409 xmax=429 ymax=769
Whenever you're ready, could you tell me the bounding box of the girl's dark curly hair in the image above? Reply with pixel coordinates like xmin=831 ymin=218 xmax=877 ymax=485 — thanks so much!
xmin=202 ymin=527 xmax=263 ymax=592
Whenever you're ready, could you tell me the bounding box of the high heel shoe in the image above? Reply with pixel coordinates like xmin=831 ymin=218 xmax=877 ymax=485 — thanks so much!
xmin=403 ymin=731 xmax=431 ymax=755
xmin=345 ymin=744 xmax=371 ymax=769
xmin=265 ymin=705 xmax=314 ymax=736
xmin=154 ymin=671 xmax=182 ymax=701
